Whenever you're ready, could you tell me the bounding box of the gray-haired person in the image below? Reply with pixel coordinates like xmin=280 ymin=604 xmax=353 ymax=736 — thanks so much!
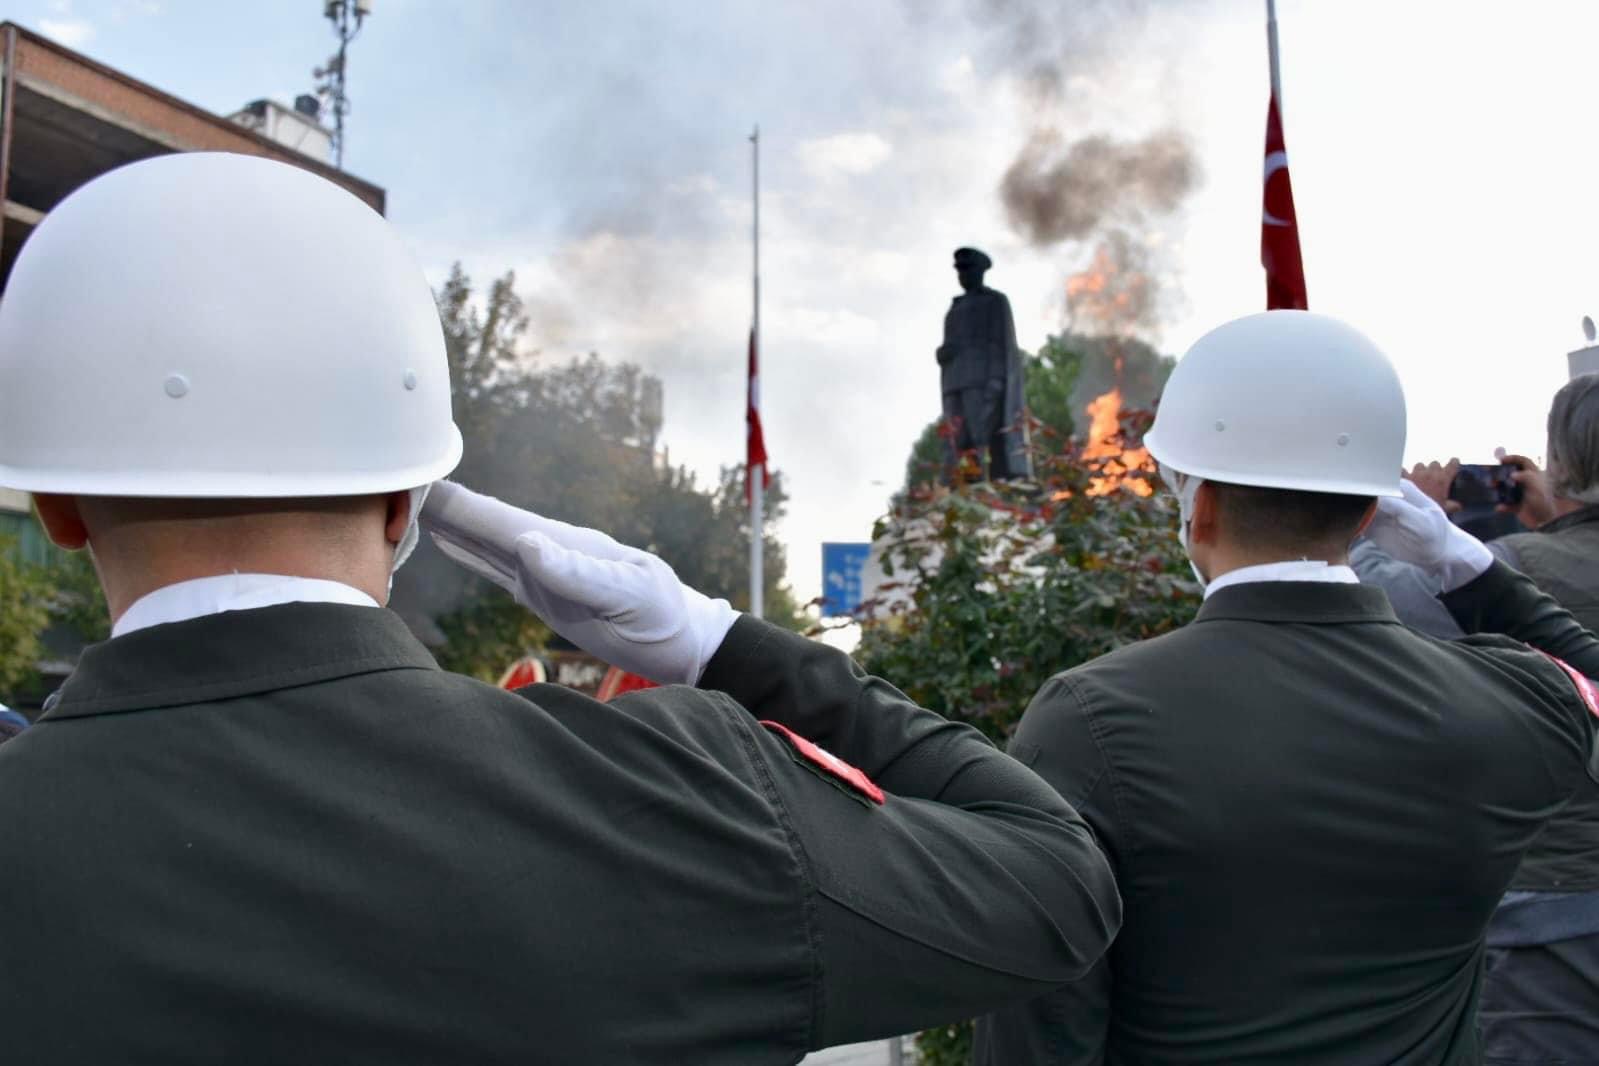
xmin=1478 ymin=374 xmax=1599 ymax=1064
xmin=1408 ymin=374 xmax=1599 ymax=1063
xmin=1491 ymin=374 xmax=1599 ymax=622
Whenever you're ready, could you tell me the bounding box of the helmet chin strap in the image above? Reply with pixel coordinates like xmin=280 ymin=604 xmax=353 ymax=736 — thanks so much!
xmin=1160 ymin=464 xmax=1209 ymax=589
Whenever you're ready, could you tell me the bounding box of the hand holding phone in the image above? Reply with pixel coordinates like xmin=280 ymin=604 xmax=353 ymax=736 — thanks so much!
xmin=1447 ymin=463 xmax=1524 ymax=509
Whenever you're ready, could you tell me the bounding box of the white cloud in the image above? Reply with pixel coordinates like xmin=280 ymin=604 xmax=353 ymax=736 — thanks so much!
xmin=796 ymin=132 xmax=893 ymax=179
xmin=366 ymin=0 xmax=1599 ymax=611
xmin=38 ymin=17 xmax=93 ymax=46
xmin=779 ymin=307 xmax=882 ymax=348
xmin=939 ymin=54 xmax=975 ymax=94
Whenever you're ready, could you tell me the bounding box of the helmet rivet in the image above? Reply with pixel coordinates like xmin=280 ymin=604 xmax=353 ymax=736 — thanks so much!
xmin=1336 ymin=433 xmax=1350 ymax=446
xmin=163 ymin=374 xmax=190 ymax=399
xmin=403 ymin=369 xmax=418 ymax=391
xmin=1213 ymin=419 xmax=1226 ymax=432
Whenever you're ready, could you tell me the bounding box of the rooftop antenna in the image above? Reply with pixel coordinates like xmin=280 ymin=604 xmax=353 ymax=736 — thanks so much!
xmin=314 ymin=0 xmax=372 ymax=169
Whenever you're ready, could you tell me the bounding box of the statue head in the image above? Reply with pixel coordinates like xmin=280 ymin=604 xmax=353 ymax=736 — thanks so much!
xmin=953 ymin=247 xmax=991 ymax=293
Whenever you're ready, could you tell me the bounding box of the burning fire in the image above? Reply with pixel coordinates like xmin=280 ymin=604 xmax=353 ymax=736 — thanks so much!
xmin=1064 ymin=237 xmax=1154 ymax=336
xmin=1082 ymin=387 xmax=1154 ymax=497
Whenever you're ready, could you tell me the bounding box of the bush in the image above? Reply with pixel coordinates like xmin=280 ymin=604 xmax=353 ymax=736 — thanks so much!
xmin=852 ymin=409 xmax=1199 ymax=1058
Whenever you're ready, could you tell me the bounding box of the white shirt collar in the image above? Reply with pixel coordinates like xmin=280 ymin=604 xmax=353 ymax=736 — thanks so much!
xmin=112 ymin=574 xmax=379 ymax=638
xmin=1203 ymin=560 xmax=1359 ymax=600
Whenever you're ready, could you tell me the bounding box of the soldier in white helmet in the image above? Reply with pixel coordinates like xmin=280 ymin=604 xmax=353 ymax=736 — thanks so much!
xmin=0 ymin=153 xmax=1120 ymax=1064
xmin=974 ymin=311 xmax=1599 ymax=1065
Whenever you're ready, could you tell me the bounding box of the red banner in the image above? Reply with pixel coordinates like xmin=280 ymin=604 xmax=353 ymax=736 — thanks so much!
xmin=1262 ymin=94 xmax=1308 ymax=310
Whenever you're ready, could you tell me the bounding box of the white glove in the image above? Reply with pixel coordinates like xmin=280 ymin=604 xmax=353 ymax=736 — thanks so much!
xmin=1365 ymin=478 xmax=1494 ymax=593
xmin=420 ymin=480 xmax=738 ymax=685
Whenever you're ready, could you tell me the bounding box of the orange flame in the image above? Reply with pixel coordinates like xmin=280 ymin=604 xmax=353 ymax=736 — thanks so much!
xmin=1082 ymin=387 xmax=1154 ymax=497
xmin=1065 ymin=241 xmax=1152 ymax=335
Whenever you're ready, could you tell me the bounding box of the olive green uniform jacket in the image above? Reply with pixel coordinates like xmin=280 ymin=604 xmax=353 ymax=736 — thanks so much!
xmin=975 ymin=563 xmax=1599 ymax=1065
xmin=0 ymin=608 xmax=1119 ymax=1064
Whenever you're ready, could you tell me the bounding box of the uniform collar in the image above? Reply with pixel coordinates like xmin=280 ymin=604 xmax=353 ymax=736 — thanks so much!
xmin=1195 ymin=579 xmax=1399 ymax=626
xmin=46 ymin=602 xmax=437 ymax=721
xmin=1203 ymin=560 xmax=1358 ymax=599
xmin=113 ymin=574 xmax=379 ymax=638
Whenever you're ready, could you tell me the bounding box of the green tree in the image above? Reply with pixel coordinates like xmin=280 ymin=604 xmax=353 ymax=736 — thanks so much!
xmin=432 ymin=596 xmax=552 ymax=684
xmin=44 ymin=548 xmax=110 ymax=645
xmin=1026 ymin=334 xmax=1086 ymax=449
xmin=0 ymin=535 xmax=51 ymax=700
xmin=396 ymin=264 xmax=805 ymax=680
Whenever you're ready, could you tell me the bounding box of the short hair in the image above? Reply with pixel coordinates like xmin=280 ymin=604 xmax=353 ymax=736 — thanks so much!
xmin=1547 ymin=373 xmax=1599 ymax=504
xmin=1210 ymin=481 xmax=1375 ymax=555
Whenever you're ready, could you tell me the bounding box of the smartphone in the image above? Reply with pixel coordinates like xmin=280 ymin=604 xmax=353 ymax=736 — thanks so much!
xmin=1448 ymin=463 xmax=1524 ymax=508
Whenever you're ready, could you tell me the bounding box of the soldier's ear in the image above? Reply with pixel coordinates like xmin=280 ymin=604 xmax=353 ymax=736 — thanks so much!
xmin=32 ymin=494 xmax=89 ymax=551
xmin=1351 ymin=499 xmax=1379 ymax=541
xmin=383 ymin=490 xmax=412 ymax=546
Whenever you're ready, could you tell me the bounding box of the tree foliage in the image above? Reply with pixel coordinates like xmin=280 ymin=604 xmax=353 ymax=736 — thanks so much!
xmin=0 ymin=530 xmax=110 ymax=706
xmin=863 ymin=415 xmax=1199 ymax=743
xmin=395 ymin=263 xmax=802 ymax=679
xmin=43 ymin=549 xmax=110 ymax=645
xmin=0 ymin=535 xmax=51 ymax=700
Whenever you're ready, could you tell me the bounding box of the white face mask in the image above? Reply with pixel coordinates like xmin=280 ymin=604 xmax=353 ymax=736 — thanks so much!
xmin=1159 ymin=464 xmax=1208 ymax=589
xmin=387 ymin=484 xmax=431 ymax=596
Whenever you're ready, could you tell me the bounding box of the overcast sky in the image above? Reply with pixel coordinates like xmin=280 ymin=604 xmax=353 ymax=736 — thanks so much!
xmin=15 ymin=0 xmax=1599 ymax=610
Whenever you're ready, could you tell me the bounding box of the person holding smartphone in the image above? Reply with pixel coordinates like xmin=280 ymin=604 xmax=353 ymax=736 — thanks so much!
xmin=1409 ymin=374 xmax=1599 ymax=1063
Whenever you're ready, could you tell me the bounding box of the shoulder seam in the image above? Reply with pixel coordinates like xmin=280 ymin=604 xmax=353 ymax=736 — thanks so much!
xmin=1055 ymin=673 xmax=1141 ymax=865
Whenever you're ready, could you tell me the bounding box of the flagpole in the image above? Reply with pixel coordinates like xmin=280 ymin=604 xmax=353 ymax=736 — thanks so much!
xmin=1266 ymin=0 xmax=1283 ymax=107
xmin=749 ymin=125 xmax=764 ymax=620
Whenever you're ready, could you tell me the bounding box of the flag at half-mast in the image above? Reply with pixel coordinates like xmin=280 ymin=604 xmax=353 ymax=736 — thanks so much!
xmin=1262 ymin=93 xmax=1308 ymax=310
xmin=746 ymin=327 xmax=770 ymax=503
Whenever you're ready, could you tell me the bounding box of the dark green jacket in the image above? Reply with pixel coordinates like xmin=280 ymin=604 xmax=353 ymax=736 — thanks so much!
xmin=0 ymin=606 xmax=1119 ymax=1065
xmin=975 ymin=563 xmax=1599 ymax=1066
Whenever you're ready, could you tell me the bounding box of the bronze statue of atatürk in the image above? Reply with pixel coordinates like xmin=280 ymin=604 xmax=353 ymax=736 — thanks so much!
xmin=937 ymin=247 xmax=1030 ymax=481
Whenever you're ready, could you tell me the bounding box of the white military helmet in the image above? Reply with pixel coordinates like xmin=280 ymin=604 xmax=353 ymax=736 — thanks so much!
xmin=0 ymin=152 xmax=461 ymax=497
xmin=1144 ymin=310 xmax=1405 ymax=498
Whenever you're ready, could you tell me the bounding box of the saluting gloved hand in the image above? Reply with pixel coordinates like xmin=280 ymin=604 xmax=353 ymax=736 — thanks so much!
xmin=420 ymin=480 xmax=738 ymax=685
xmin=1365 ymin=477 xmax=1494 ymax=592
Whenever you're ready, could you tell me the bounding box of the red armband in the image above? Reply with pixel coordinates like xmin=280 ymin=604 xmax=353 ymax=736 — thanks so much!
xmin=759 ymin=721 xmax=885 ymax=806
xmin=1542 ymin=653 xmax=1599 ymax=719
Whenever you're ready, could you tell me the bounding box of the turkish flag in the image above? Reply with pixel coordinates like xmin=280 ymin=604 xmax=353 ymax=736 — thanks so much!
xmin=746 ymin=327 xmax=770 ymax=503
xmin=1262 ymin=94 xmax=1308 ymax=310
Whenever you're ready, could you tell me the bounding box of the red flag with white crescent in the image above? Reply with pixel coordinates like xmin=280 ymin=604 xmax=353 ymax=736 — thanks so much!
xmin=1262 ymin=94 xmax=1308 ymax=310
xmin=746 ymin=327 xmax=770 ymax=503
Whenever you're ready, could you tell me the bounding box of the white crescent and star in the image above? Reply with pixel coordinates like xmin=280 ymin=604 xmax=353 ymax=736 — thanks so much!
xmin=1263 ymin=149 xmax=1292 ymax=227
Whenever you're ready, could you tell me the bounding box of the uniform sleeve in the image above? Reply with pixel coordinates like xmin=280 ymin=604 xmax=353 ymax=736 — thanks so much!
xmin=1444 ymin=560 xmax=1599 ymax=788
xmin=1443 ymin=560 xmax=1599 ymax=678
xmin=973 ymin=958 xmax=1110 ymax=1066
xmin=698 ymin=618 xmax=1122 ymax=1049
xmin=972 ymin=674 xmax=1124 ymax=1064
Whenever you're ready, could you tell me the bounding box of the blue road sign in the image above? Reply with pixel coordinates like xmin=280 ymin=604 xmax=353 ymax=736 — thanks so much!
xmin=820 ymin=542 xmax=872 ymax=618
